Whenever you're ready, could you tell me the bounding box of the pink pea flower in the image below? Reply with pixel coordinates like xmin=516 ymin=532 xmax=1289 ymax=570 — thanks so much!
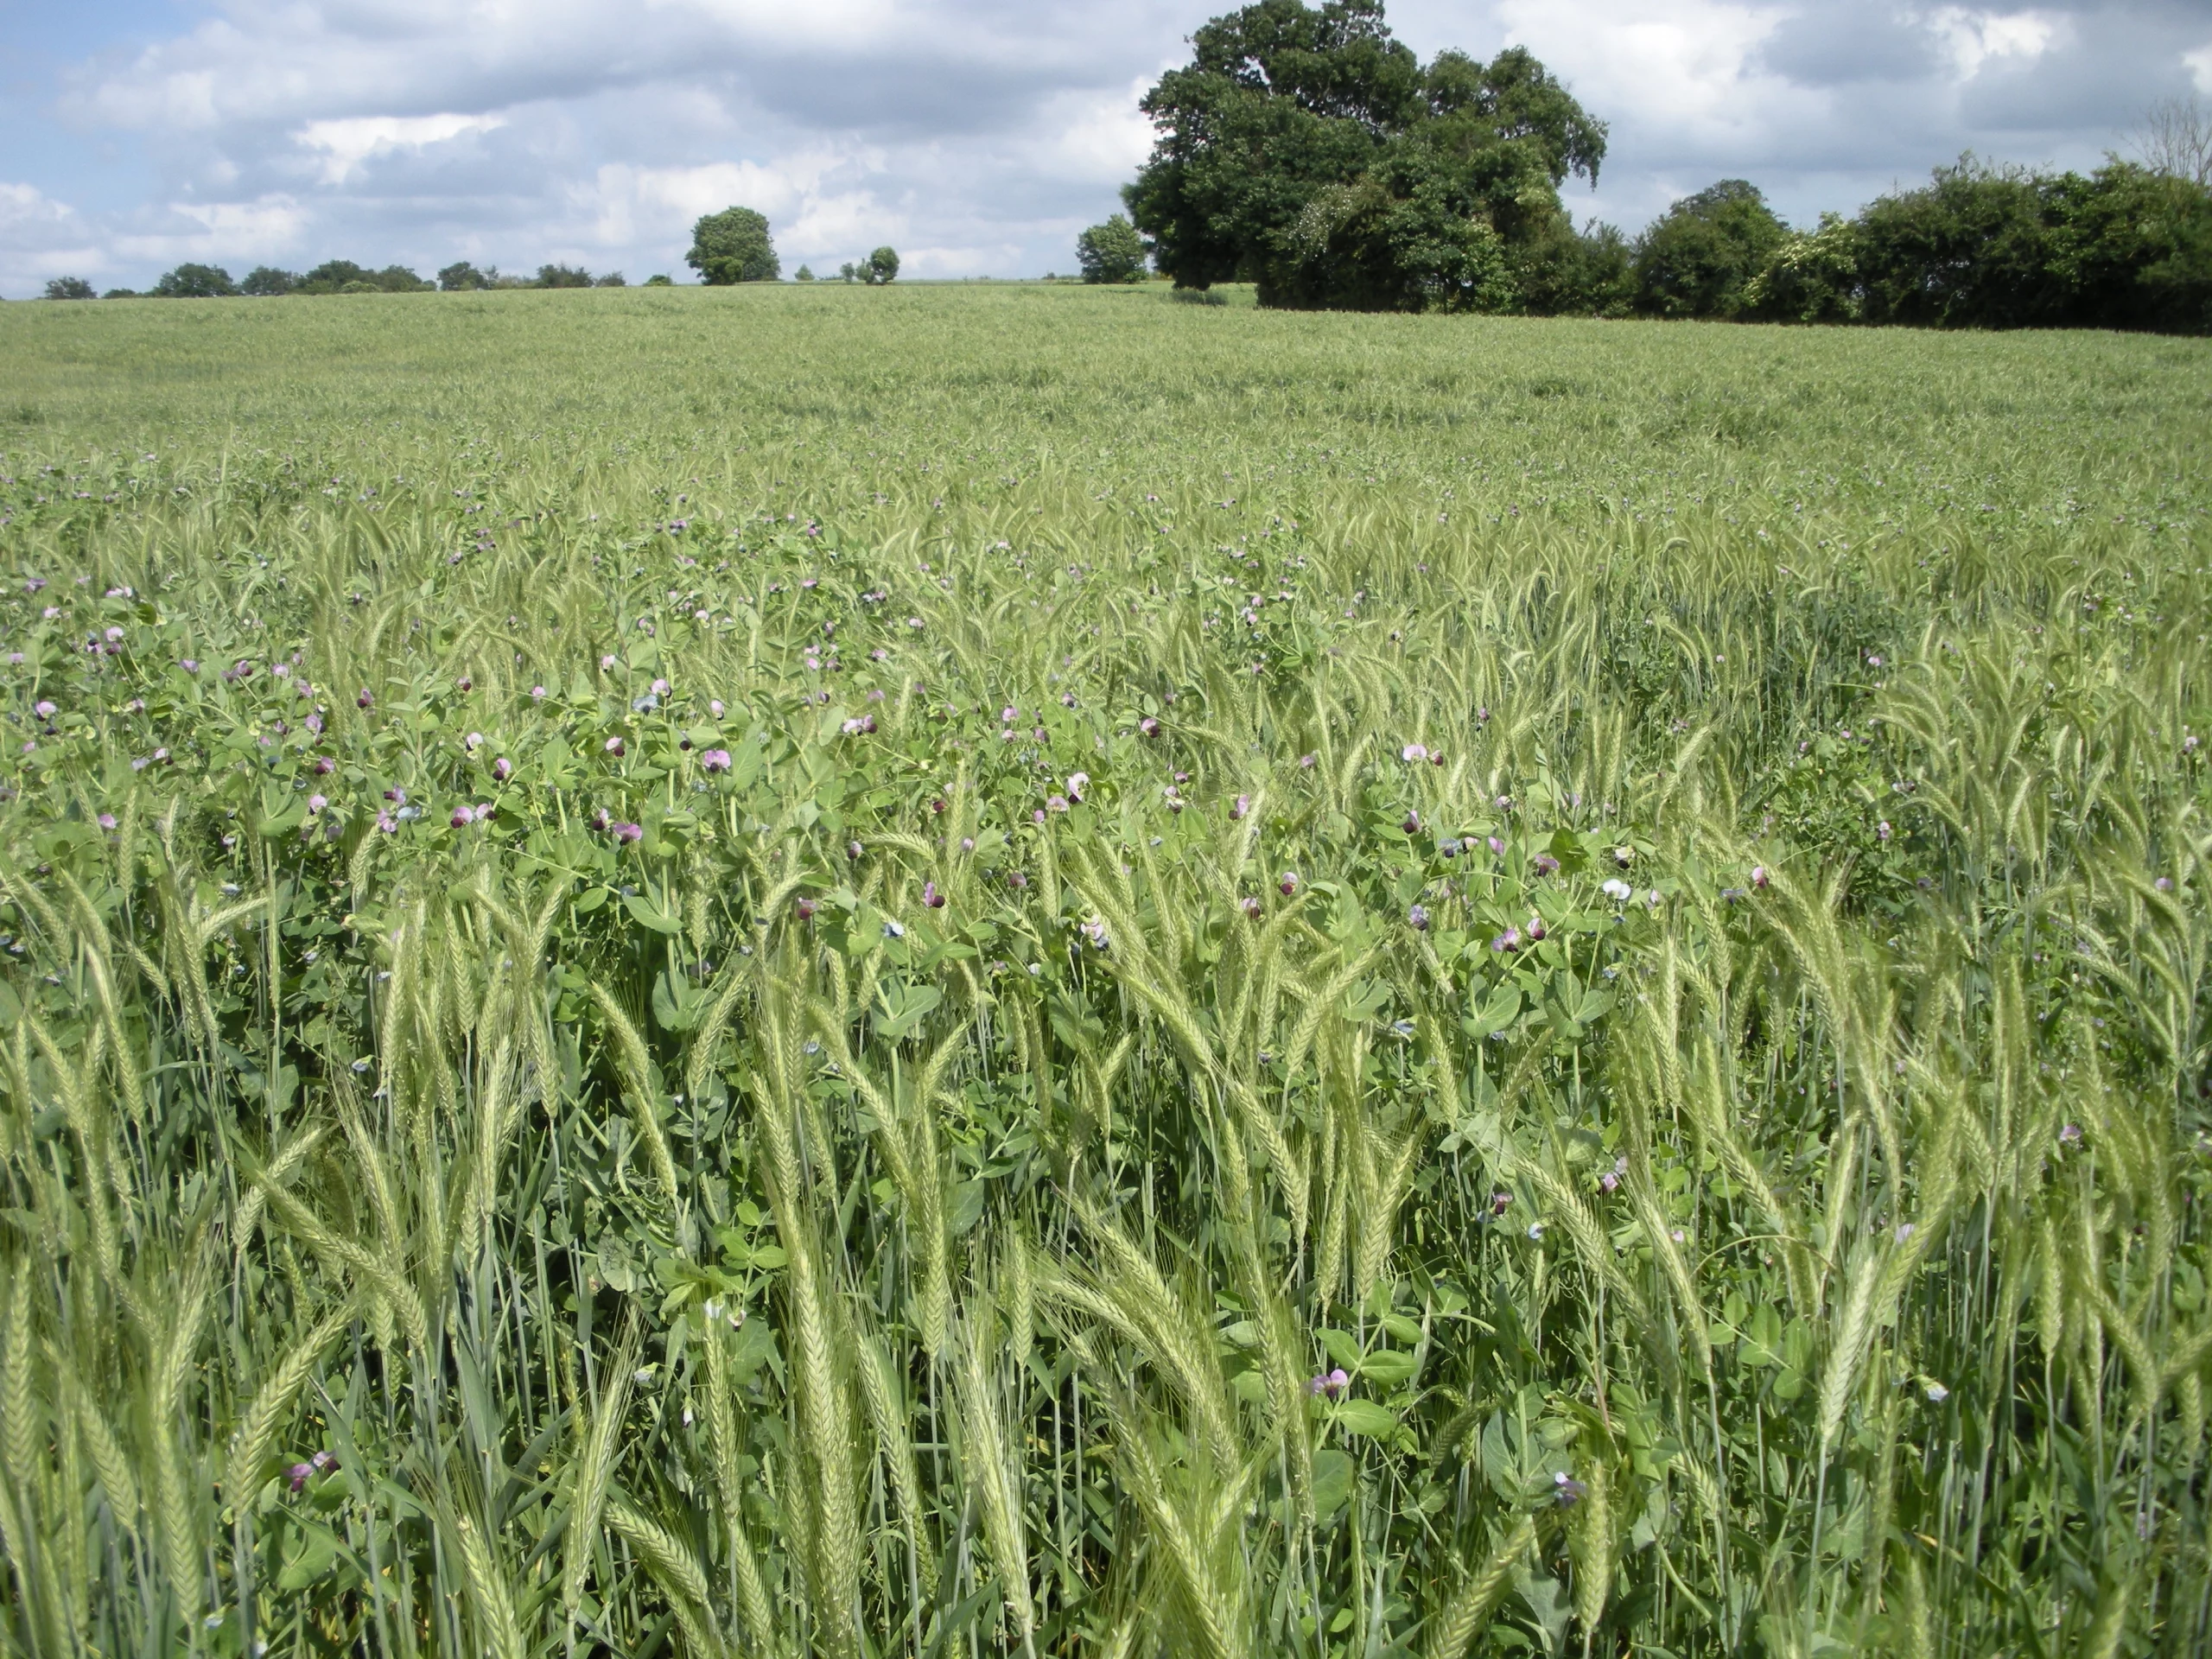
xmin=700 ymin=749 xmax=731 ymax=773
xmin=493 ymin=757 xmax=512 ymax=782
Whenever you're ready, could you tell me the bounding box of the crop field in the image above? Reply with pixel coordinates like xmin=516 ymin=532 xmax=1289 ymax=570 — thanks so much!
xmin=0 ymin=283 xmax=2208 ymax=1658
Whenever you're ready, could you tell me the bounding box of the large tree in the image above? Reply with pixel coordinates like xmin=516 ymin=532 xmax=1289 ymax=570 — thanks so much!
xmin=1123 ymin=0 xmax=1605 ymax=310
xmin=688 ymin=207 xmax=780 ymax=284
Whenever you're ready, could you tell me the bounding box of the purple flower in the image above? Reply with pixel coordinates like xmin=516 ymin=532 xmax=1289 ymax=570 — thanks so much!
xmin=1007 ymin=870 xmax=1028 ymax=890
xmin=455 ymin=675 xmax=473 ymax=692
xmin=287 ymin=1462 xmax=316 ymax=1494
xmin=1402 ymin=743 xmax=1427 ymax=763
xmin=796 ymin=897 xmax=817 ymax=921
xmin=1491 ymin=1192 xmax=1511 ymax=1216
xmin=1487 ymin=836 xmax=1504 ymax=856
xmin=33 ymin=700 xmax=55 ymax=719
xmin=450 ymin=805 xmax=475 ymax=828
xmin=1408 ymin=904 xmax=1429 ymax=931
xmin=2058 ymin=1123 xmax=2082 ymax=1146
xmin=304 ymin=713 xmax=323 ymax=734
xmin=601 ymin=654 xmax=618 ymax=671
xmin=1491 ymin=926 xmax=1522 ymax=952
xmin=1140 ymin=717 xmax=1160 ymax=737
xmin=1877 ymin=820 xmax=1892 ymax=842
xmin=307 ymin=794 xmax=327 ymax=814
xmin=1298 ymin=752 xmax=1316 ymax=768
xmin=1279 ymin=871 xmax=1299 ymax=896
xmin=604 ymin=736 xmax=626 ymax=756
xmin=375 ymin=810 xmax=397 ymax=834
xmin=1553 ymin=1472 xmax=1586 ymax=1506
xmin=464 ymin=731 xmax=484 ymax=751
xmin=531 ymin=684 xmax=548 ymax=700
xmin=1402 ymin=810 xmax=1421 ymax=835
xmin=613 ymin=821 xmax=643 ymax=844
xmin=700 ymin=748 xmax=731 ymax=773
xmin=1065 ymin=771 xmax=1089 ymax=801
xmin=97 ymin=812 xmax=117 ymax=831
xmin=1525 ymin=916 xmax=1546 ymax=941
xmin=923 ymin=880 xmax=945 ymax=909
xmin=1533 ymin=854 xmax=1560 ymax=876
xmin=847 ymin=840 xmax=864 ymax=861
xmin=357 ymin=688 xmax=373 ymax=709
xmin=651 ymin=677 xmax=670 ymax=696
xmin=1750 ymin=865 xmax=1770 ymax=890
xmin=493 ymin=757 xmax=512 ymax=782
xmin=1243 ymin=896 xmax=1262 ymax=920
xmin=1230 ymin=792 xmax=1250 ymax=820
xmin=1307 ymin=1368 xmax=1351 ymax=1400
xmin=1046 ymin=794 xmax=1070 ymax=813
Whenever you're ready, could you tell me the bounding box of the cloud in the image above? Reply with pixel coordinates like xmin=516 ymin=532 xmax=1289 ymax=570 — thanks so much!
xmin=8 ymin=1 xmax=2206 ymax=296
xmin=297 ymin=114 xmax=509 ymax=185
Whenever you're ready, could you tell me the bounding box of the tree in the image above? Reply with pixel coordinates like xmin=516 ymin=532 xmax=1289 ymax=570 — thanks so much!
xmin=239 ymin=266 xmax=298 ymax=296
xmin=42 ymin=277 xmax=95 ymax=300
xmin=102 ymin=289 xmax=138 ymax=299
xmin=1123 ymin=2 xmax=1605 ymax=311
xmin=438 ymin=262 xmax=487 ymax=291
xmin=151 ymin=264 xmax=238 ymax=298
xmin=794 ymin=264 xmax=816 ymax=282
xmin=594 ymin=271 xmax=627 ymax=287
xmin=537 ymin=264 xmax=593 ymax=288
xmin=1077 ymin=214 xmax=1147 ymax=283
xmin=687 ymin=207 xmax=779 ymax=283
xmin=1632 ymin=181 xmax=1790 ymax=318
xmin=644 ymin=273 xmax=675 ymax=286
xmin=861 ymin=246 xmax=900 ymax=284
xmin=2135 ymin=94 xmax=2212 ymax=188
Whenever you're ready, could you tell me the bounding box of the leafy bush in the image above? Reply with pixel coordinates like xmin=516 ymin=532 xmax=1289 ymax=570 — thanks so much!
xmin=1632 ymin=180 xmax=1789 ymax=319
xmin=41 ymin=276 xmax=95 ymax=301
xmin=239 ymin=266 xmax=299 ymax=296
xmin=536 ymin=264 xmax=594 ymax=289
xmin=437 ymin=261 xmax=488 ymax=291
xmin=688 ymin=207 xmax=779 ymax=284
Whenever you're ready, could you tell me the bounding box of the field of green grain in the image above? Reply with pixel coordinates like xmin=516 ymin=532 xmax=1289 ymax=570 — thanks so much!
xmin=0 ymin=283 xmax=2209 ymax=1658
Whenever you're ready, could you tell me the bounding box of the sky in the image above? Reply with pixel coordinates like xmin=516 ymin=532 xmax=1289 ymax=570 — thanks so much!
xmin=2 ymin=0 xmax=2207 ymax=297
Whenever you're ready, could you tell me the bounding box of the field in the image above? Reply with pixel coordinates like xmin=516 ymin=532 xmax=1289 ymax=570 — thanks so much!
xmin=0 ymin=283 xmax=2209 ymax=1658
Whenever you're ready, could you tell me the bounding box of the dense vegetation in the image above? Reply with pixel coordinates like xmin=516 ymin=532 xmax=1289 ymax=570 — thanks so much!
xmin=0 ymin=283 xmax=2209 ymax=1657
xmin=1123 ymin=1 xmax=2212 ymax=332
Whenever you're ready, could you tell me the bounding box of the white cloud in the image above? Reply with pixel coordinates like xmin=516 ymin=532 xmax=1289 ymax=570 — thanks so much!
xmin=297 ymin=114 xmax=508 ymax=184
xmin=2187 ymin=42 xmax=2212 ymax=95
xmin=1926 ymin=8 xmax=2061 ymax=79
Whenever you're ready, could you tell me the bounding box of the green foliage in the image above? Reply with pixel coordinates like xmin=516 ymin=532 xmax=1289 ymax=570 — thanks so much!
xmin=536 ymin=263 xmax=594 ymax=289
xmin=151 ymin=263 xmax=238 ymax=298
xmin=99 ymin=288 xmax=137 ymax=299
xmin=239 ymin=266 xmax=299 ymax=296
xmin=0 ymin=286 xmax=2208 ymax=1656
xmin=1729 ymin=157 xmax=2212 ymax=334
xmin=295 ymin=261 xmax=430 ymax=296
xmin=1126 ymin=2 xmax=1605 ymax=312
xmin=687 ymin=206 xmax=780 ymax=285
xmin=863 ymin=245 xmax=900 ymax=284
xmin=1633 ymin=180 xmax=1789 ymax=319
xmin=795 ymin=264 xmax=816 ymax=282
xmin=437 ymin=261 xmax=488 ymax=291
xmin=41 ymin=277 xmax=94 ymax=301
xmin=644 ymin=272 xmax=675 ymax=286
xmin=1077 ymin=213 xmax=1149 ymax=283
xmin=594 ymin=270 xmax=627 ymax=288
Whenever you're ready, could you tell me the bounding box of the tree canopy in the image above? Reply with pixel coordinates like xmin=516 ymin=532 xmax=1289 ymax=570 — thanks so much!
xmin=688 ymin=208 xmax=779 ymax=284
xmin=1633 ymin=181 xmax=1789 ymax=320
xmin=41 ymin=277 xmax=95 ymax=301
xmin=1077 ymin=215 xmax=1147 ymax=283
xmin=1123 ymin=0 xmax=1605 ymax=310
xmin=152 ymin=264 xmax=239 ymax=298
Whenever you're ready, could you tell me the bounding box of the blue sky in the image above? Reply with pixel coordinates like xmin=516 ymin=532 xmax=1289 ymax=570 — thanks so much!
xmin=3 ymin=0 xmax=2207 ymax=297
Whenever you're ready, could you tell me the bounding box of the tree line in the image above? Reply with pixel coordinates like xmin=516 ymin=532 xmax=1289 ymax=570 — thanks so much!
xmin=43 ymin=260 xmax=673 ymax=301
xmin=1106 ymin=0 xmax=2212 ymax=333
